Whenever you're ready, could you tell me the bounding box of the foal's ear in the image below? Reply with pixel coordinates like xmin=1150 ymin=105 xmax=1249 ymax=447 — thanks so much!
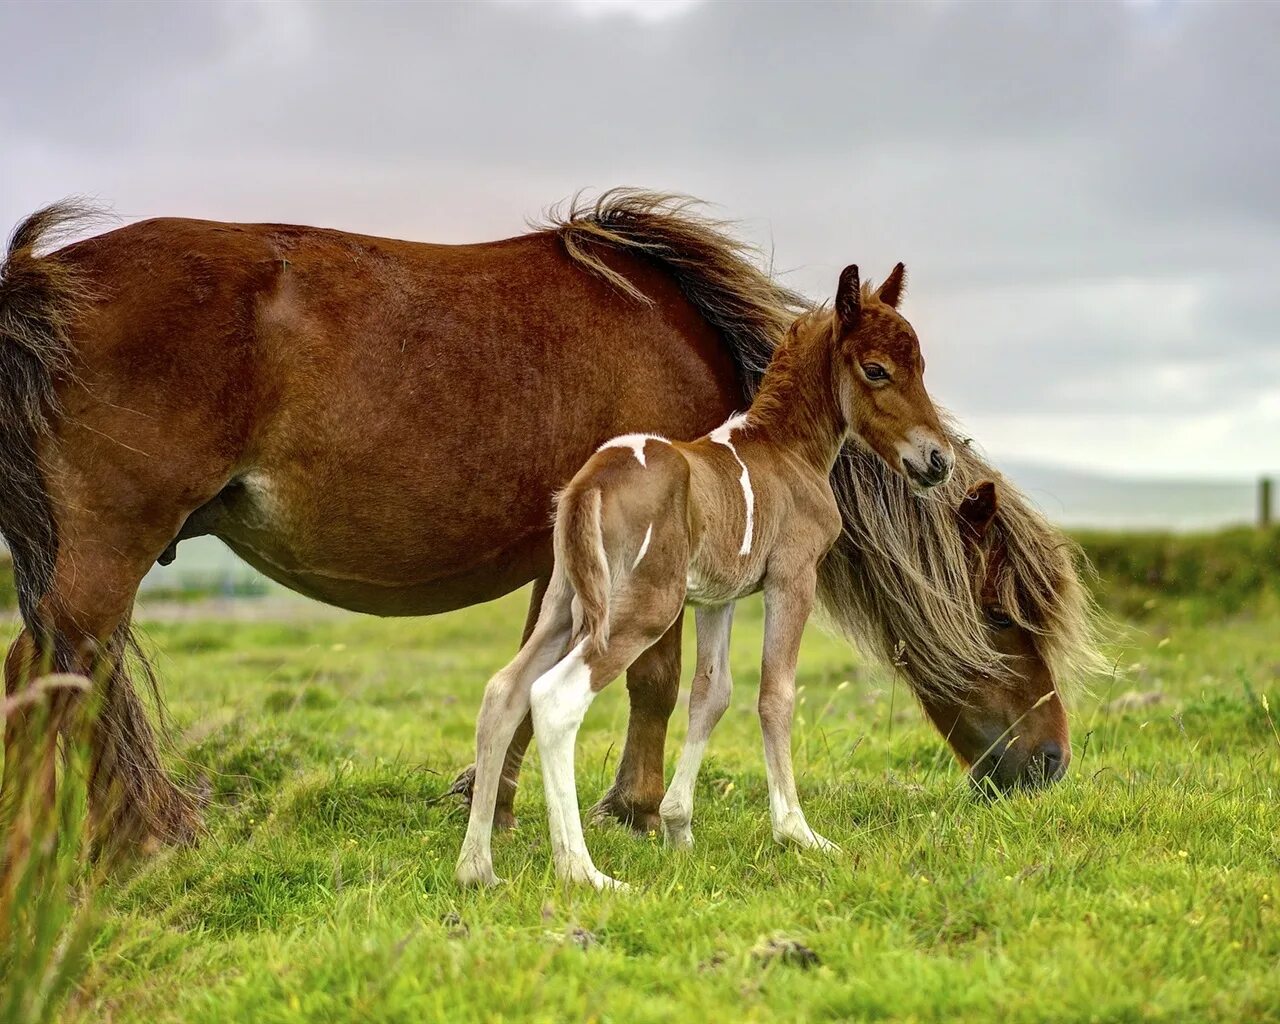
xmin=956 ymin=480 xmax=999 ymax=544
xmin=876 ymin=262 xmax=907 ymax=309
xmin=835 ymin=264 xmax=861 ymax=331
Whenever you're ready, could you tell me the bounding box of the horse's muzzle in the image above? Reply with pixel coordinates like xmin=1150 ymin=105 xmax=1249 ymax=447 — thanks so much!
xmin=969 ymin=739 xmax=1068 ymax=797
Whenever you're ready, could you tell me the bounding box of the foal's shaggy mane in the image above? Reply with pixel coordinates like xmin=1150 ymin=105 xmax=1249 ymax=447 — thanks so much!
xmin=549 ymin=189 xmax=1103 ymax=701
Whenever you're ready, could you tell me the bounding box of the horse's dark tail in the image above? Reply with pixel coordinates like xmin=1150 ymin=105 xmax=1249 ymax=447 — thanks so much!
xmin=0 ymin=202 xmax=202 ymax=849
xmin=0 ymin=201 xmax=95 ymax=634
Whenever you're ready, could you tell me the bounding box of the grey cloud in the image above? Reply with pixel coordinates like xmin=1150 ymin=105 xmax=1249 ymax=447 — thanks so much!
xmin=0 ymin=0 xmax=1276 ymax=476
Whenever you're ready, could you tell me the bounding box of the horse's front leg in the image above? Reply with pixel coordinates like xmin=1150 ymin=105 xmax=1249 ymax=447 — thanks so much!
xmin=759 ymin=567 xmax=837 ymax=851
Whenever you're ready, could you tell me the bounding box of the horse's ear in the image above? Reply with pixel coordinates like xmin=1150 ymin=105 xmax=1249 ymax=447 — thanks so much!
xmin=876 ymin=262 xmax=907 ymax=309
xmin=835 ymin=264 xmax=861 ymax=331
xmin=956 ymin=480 xmax=998 ymax=544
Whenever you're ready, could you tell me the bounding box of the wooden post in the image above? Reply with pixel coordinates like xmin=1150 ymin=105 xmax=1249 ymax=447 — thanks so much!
xmin=1261 ymin=476 xmax=1274 ymax=529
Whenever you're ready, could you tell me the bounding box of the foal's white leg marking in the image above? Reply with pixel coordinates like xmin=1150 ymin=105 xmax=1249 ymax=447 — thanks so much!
xmin=529 ymin=642 xmax=626 ymax=890
xmin=660 ymin=604 xmax=735 ymax=849
xmin=598 ymin=432 xmax=668 ymax=468
xmin=710 ymin=413 xmax=754 ymax=555
xmin=632 ymin=523 xmax=653 ymax=570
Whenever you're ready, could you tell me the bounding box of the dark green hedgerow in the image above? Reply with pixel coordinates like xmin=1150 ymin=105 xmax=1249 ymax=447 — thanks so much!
xmin=1077 ymin=525 xmax=1280 ymax=619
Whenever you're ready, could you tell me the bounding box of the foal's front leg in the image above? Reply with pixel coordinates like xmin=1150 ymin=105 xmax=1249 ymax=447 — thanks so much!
xmin=759 ymin=568 xmax=836 ymax=851
xmin=659 ymin=603 xmax=735 ymax=849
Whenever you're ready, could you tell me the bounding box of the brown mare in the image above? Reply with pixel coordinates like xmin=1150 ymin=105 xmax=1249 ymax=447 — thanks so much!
xmin=460 ymin=265 xmax=955 ymax=888
xmin=0 ymin=191 xmax=1100 ymax=853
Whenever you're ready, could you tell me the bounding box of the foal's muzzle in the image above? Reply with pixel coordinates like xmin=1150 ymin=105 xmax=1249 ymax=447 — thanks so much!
xmin=903 ymin=445 xmax=954 ymax=489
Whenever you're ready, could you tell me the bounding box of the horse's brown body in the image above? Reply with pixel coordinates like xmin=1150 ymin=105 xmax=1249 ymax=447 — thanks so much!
xmin=56 ymin=218 xmax=741 ymax=615
xmin=0 ymin=192 xmax=1097 ymax=852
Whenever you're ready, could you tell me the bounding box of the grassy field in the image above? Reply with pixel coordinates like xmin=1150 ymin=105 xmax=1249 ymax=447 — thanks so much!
xmin=8 ymin=581 xmax=1280 ymax=1023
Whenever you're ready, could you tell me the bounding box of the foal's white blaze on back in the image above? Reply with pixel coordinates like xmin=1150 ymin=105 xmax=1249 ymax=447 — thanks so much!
xmin=598 ymin=432 xmax=668 ymax=467
xmin=709 ymin=413 xmax=754 ymax=556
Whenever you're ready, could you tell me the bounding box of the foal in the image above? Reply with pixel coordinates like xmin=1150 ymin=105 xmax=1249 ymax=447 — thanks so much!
xmin=457 ymin=263 xmax=954 ymax=889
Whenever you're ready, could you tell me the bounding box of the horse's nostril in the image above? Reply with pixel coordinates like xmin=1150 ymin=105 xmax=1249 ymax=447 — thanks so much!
xmin=929 ymin=448 xmax=946 ymax=473
xmin=1037 ymin=741 xmax=1066 ymax=782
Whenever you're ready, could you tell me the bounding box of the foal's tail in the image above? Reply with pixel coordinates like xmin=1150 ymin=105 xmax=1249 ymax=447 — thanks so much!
xmin=555 ymin=485 xmax=611 ymax=656
xmin=0 ymin=201 xmax=97 ymax=632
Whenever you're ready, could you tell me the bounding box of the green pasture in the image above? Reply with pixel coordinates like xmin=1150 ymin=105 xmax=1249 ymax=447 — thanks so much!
xmin=4 ymin=556 xmax=1273 ymax=1023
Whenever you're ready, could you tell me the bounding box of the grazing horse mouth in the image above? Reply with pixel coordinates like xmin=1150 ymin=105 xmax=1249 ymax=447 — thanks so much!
xmin=968 ymin=743 xmax=1068 ymax=796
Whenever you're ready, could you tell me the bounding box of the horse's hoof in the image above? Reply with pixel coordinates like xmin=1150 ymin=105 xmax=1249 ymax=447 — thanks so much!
xmin=447 ymin=766 xmax=518 ymax=830
xmin=447 ymin=765 xmax=476 ymax=805
xmin=590 ymin=788 xmax=661 ymax=835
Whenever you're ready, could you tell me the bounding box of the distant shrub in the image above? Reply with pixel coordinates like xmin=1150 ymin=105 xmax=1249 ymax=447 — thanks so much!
xmin=1077 ymin=525 xmax=1280 ymax=617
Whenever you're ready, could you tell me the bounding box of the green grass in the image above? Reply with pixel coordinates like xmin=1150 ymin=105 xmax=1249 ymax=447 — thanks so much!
xmin=18 ymin=587 xmax=1280 ymax=1023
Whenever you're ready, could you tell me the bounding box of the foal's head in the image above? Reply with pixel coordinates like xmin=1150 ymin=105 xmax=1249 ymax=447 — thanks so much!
xmin=917 ymin=481 xmax=1071 ymax=793
xmin=831 ymin=264 xmax=953 ymax=489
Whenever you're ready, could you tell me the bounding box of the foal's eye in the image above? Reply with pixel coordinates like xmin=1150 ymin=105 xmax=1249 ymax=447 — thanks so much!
xmin=862 ymin=363 xmax=889 ymax=382
xmin=986 ymin=606 xmax=1014 ymax=630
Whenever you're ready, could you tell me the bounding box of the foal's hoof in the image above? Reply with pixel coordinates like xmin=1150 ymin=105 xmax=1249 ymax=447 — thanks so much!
xmin=456 ymin=856 xmax=503 ymax=888
xmin=773 ymin=815 xmax=840 ymax=853
xmin=559 ymin=858 xmax=630 ymax=892
xmin=663 ymin=824 xmax=694 ymax=850
xmin=589 ymin=787 xmax=662 ymax=835
xmin=589 ymin=872 xmax=630 ymax=892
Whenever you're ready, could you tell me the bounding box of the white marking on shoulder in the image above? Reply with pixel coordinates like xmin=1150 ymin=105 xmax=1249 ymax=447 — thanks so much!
xmin=709 ymin=414 xmax=754 ymax=555
xmin=709 ymin=412 xmax=750 ymax=447
xmin=598 ymin=432 xmax=668 ymax=467
xmin=632 ymin=523 xmax=653 ymax=570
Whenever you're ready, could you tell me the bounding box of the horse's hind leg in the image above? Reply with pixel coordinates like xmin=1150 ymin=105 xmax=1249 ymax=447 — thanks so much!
xmin=456 ymin=574 xmax=573 ymax=887
xmin=2 ymin=510 xmax=203 ymax=855
xmin=589 ymin=612 xmax=683 ymax=834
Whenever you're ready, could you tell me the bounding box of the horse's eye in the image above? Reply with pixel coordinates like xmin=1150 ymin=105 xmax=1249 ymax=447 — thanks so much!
xmin=862 ymin=363 xmax=889 ymax=382
xmin=986 ymin=606 xmax=1014 ymax=630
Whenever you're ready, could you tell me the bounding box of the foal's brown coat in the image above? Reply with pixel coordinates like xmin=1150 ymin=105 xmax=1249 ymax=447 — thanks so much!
xmin=457 ymin=268 xmax=954 ymax=888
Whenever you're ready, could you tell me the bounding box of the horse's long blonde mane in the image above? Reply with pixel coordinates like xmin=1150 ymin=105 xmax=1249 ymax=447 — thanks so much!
xmin=821 ymin=424 xmax=1106 ymax=702
xmin=548 ymin=189 xmax=1104 ymax=702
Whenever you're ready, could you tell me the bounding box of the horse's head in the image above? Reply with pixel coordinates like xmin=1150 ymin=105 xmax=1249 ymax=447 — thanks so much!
xmin=917 ymin=480 xmax=1071 ymax=793
xmin=832 ymin=263 xmax=953 ymax=490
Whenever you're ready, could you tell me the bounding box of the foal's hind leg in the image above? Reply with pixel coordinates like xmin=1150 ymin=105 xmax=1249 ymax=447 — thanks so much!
xmin=589 ymin=612 xmax=684 ymax=833
xmin=531 ymin=597 xmax=683 ymax=889
xmin=659 ymin=603 xmax=735 ymax=849
xmin=456 ymin=575 xmax=573 ymax=887
xmin=450 ymin=577 xmax=548 ymax=830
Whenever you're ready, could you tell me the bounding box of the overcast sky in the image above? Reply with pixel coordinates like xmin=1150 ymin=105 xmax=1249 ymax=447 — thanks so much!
xmin=2 ymin=0 xmax=1276 ymax=480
